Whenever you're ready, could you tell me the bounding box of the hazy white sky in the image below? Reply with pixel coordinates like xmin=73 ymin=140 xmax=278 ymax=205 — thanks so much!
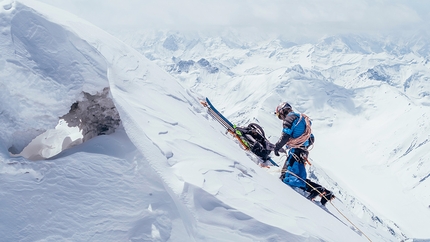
xmin=37 ymin=0 xmax=430 ymax=39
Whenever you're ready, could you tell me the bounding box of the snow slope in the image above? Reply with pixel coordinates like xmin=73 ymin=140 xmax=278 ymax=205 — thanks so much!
xmin=0 ymin=0 xmax=422 ymax=241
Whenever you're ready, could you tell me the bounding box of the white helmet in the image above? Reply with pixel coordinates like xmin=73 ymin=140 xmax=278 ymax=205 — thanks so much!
xmin=275 ymin=102 xmax=292 ymax=119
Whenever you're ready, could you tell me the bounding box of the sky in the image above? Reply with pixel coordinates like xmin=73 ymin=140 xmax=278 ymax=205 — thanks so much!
xmin=0 ymin=1 xmax=382 ymax=241
xmin=36 ymin=0 xmax=430 ymax=40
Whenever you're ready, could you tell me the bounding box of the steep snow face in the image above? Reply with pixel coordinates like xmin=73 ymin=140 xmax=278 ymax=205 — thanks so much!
xmin=114 ymin=30 xmax=430 ymax=239
xmin=0 ymin=0 xmax=108 ymax=155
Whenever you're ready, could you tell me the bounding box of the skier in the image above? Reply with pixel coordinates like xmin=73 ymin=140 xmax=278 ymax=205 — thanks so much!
xmin=273 ymin=102 xmax=314 ymax=189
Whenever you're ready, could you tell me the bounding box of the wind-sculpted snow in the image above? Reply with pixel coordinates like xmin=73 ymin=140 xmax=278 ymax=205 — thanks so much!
xmin=0 ymin=1 xmax=372 ymax=241
xmin=0 ymin=1 xmax=108 ymax=155
xmin=11 ymin=10 xmax=106 ymax=86
xmin=1 ymin=130 xmax=180 ymax=242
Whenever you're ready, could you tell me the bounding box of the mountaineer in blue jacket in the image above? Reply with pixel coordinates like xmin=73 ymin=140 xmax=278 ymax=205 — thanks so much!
xmin=273 ymin=102 xmax=314 ymax=189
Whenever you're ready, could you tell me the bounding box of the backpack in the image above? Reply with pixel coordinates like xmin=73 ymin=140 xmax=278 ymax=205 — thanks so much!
xmin=237 ymin=123 xmax=273 ymax=160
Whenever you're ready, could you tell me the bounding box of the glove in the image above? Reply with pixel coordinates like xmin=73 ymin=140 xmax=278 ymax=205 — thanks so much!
xmin=279 ymin=172 xmax=285 ymax=181
xmin=274 ymin=148 xmax=280 ymax=156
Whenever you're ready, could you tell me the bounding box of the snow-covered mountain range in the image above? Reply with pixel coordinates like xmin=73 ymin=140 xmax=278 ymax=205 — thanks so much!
xmin=0 ymin=0 xmax=429 ymax=241
xmin=114 ymin=30 xmax=430 ymax=240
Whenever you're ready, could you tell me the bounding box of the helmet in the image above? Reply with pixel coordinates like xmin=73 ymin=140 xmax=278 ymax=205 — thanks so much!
xmin=275 ymin=102 xmax=292 ymax=119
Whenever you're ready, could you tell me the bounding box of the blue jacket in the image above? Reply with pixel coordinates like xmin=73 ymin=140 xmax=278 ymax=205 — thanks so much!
xmin=275 ymin=112 xmax=312 ymax=150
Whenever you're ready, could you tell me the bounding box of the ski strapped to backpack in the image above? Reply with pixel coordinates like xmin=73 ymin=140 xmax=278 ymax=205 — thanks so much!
xmin=200 ymin=98 xmax=250 ymax=150
xmin=200 ymin=97 xmax=279 ymax=167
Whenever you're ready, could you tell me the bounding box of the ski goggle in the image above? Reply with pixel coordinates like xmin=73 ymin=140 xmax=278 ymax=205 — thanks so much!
xmin=275 ymin=105 xmax=284 ymax=118
xmin=275 ymin=110 xmax=284 ymax=119
xmin=274 ymin=105 xmax=282 ymax=117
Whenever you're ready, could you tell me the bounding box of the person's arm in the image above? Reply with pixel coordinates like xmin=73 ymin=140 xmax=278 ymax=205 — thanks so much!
xmin=274 ymin=115 xmax=297 ymax=155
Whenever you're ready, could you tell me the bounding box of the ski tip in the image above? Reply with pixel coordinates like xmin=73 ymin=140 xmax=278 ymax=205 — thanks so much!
xmin=205 ymin=97 xmax=212 ymax=105
xmin=200 ymin=100 xmax=208 ymax=107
